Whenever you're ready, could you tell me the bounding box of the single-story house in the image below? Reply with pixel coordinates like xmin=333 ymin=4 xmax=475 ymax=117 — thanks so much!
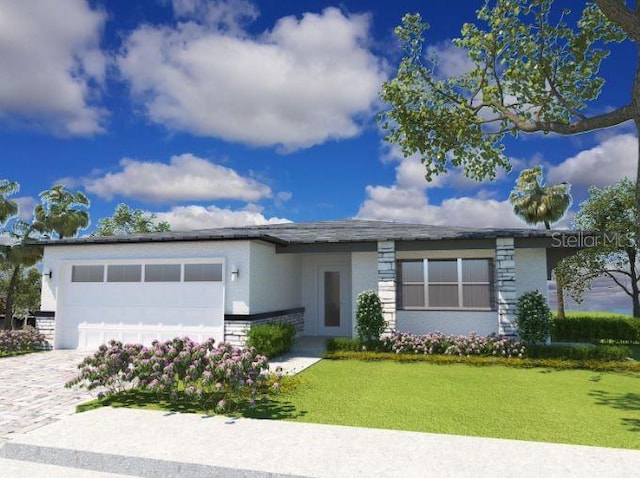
xmin=35 ymin=219 xmax=579 ymax=349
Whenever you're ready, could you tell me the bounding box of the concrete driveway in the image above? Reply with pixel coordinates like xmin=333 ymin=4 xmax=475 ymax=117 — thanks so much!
xmin=0 ymin=350 xmax=95 ymax=440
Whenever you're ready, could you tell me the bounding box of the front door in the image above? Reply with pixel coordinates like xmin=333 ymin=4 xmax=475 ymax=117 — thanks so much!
xmin=318 ymin=265 xmax=351 ymax=336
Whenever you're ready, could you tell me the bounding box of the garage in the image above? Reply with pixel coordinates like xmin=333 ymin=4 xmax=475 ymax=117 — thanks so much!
xmin=55 ymin=259 xmax=225 ymax=349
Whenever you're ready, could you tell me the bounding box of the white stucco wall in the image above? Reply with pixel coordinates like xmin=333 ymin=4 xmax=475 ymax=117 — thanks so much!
xmin=396 ymin=311 xmax=498 ymax=336
xmin=514 ymin=248 xmax=548 ymax=300
xmin=351 ymin=251 xmax=377 ymax=336
xmin=249 ymin=242 xmax=302 ymax=314
xmin=40 ymin=240 xmax=251 ymax=315
xmin=396 ymin=249 xmax=496 ymax=260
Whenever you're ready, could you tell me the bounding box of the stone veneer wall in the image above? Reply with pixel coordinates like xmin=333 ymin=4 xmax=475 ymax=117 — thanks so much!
xmin=377 ymin=241 xmax=396 ymax=332
xmin=224 ymin=308 xmax=305 ymax=347
xmin=34 ymin=312 xmax=55 ymax=350
xmin=496 ymin=238 xmax=517 ymax=336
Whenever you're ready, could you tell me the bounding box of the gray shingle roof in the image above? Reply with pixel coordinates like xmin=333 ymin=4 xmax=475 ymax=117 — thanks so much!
xmin=35 ymin=219 xmax=569 ymax=247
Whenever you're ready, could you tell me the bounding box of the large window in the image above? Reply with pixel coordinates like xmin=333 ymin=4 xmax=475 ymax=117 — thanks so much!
xmin=398 ymin=258 xmax=493 ymax=310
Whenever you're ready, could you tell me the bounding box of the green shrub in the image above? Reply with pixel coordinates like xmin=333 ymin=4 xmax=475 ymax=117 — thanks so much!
xmin=246 ymin=322 xmax=296 ymax=357
xmin=516 ymin=291 xmax=551 ymax=345
xmin=323 ymin=350 xmax=640 ymax=372
xmin=526 ymin=344 xmax=629 ymax=361
xmin=326 ymin=337 xmax=363 ymax=352
xmin=355 ymin=290 xmax=386 ymax=346
xmin=552 ymin=315 xmax=640 ymax=344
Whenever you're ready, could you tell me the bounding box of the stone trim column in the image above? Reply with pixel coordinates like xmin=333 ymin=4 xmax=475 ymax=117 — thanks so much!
xmin=377 ymin=240 xmax=396 ymax=332
xmin=496 ymin=238 xmax=517 ymax=337
xmin=34 ymin=312 xmax=55 ymax=350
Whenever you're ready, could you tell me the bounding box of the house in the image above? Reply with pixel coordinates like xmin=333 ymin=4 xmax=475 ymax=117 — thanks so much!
xmin=35 ymin=219 xmax=579 ymax=349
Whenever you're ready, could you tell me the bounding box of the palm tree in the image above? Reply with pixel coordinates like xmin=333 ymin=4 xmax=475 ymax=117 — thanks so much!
xmin=509 ymin=166 xmax=572 ymax=319
xmin=0 ymin=179 xmax=19 ymax=225
xmin=34 ymin=184 xmax=89 ymax=239
xmin=3 ymin=184 xmax=90 ymax=329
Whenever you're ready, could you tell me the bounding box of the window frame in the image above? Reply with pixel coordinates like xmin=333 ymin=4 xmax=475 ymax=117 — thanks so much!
xmin=398 ymin=258 xmax=494 ymax=311
xmin=144 ymin=263 xmax=182 ymax=282
xmin=106 ymin=264 xmax=142 ymax=283
xmin=183 ymin=263 xmax=223 ymax=282
xmin=71 ymin=265 xmax=105 ymax=283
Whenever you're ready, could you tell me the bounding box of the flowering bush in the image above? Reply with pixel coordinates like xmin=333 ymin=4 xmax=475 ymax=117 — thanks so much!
xmin=66 ymin=337 xmax=274 ymax=411
xmin=0 ymin=327 xmax=48 ymax=354
xmin=381 ymin=331 xmax=525 ymax=358
xmin=65 ymin=340 xmax=144 ymax=393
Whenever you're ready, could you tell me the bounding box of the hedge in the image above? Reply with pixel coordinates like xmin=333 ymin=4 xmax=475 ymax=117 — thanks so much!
xmin=246 ymin=322 xmax=296 ymax=357
xmin=552 ymin=315 xmax=640 ymax=344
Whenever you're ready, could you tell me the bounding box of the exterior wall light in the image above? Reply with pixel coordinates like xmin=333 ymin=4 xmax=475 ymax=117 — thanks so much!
xmin=43 ymin=269 xmax=53 ymax=279
xmin=231 ymin=267 xmax=239 ymax=281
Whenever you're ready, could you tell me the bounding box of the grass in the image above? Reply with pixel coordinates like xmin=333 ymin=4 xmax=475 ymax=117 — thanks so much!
xmin=560 ymin=310 xmax=633 ymax=319
xmin=268 ymin=360 xmax=640 ymax=449
xmin=81 ymin=359 xmax=640 ymax=449
xmin=0 ymin=349 xmax=45 ymax=358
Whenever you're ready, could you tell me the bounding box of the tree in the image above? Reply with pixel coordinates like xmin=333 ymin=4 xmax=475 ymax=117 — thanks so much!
xmin=379 ymin=1 xmax=640 ymax=235
xmin=0 ymin=263 xmax=41 ymax=328
xmin=2 ymin=184 xmax=90 ymax=329
xmin=569 ymin=178 xmax=639 ymax=317
xmin=508 ymin=165 xmax=571 ymax=318
xmin=93 ymin=203 xmax=171 ymax=236
xmin=0 ymin=179 xmax=19 ymax=225
xmin=34 ymin=184 xmax=89 ymax=239
xmin=1 ymin=220 xmax=43 ymax=330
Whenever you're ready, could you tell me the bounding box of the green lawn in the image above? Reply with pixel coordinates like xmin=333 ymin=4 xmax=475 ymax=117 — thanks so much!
xmin=264 ymin=360 xmax=640 ymax=449
xmin=560 ymin=310 xmax=633 ymax=318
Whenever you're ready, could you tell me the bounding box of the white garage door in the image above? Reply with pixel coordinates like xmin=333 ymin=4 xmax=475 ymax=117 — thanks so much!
xmin=56 ymin=260 xmax=224 ymax=349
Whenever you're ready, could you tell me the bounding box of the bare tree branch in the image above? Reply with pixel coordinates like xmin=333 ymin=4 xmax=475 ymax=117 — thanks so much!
xmin=491 ymin=102 xmax=634 ymax=134
xmin=595 ymin=0 xmax=640 ymax=42
xmin=603 ymin=270 xmax=633 ymax=296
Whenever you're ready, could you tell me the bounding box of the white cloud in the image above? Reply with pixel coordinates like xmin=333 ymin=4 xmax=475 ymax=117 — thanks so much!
xmin=156 ymin=203 xmax=291 ymax=230
xmin=0 ymin=0 xmax=107 ymax=135
xmin=117 ymin=7 xmax=387 ymax=150
xmin=357 ymin=143 xmax=528 ymax=228
xmin=357 ymin=184 xmax=526 ymax=228
xmin=548 ymin=276 xmax=633 ymax=315
xmin=171 ymin=0 xmax=258 ymax=33
xmin=14 ymin=196 xmax=36 ymax=219
xmin=84 ymin=153 xmax=272 ymax=202
xmin=548 ymin=134 xmax=637 ymax=187
xmin=426 ymin=42 xmax=473 ymax=79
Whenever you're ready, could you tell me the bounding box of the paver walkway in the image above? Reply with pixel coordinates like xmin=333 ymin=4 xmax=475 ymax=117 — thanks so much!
xmin=0 ymin=338 xmax=324 ymax=443
xmin=0 ymin=350 xmax=96 ymax=440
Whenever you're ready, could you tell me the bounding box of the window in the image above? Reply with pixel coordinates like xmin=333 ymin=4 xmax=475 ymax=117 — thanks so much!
xmin=144 ymin=264 xmax=181 ymax=282
xmin=184 ymin=263 xmax=222 ymax=282
xmin=398 ymin=258 xmax=493 ymax=309
xmin=107 ymin=265 xmax=142 ymax=282
xmin=71 ymin=265 xmax=104 ymax=282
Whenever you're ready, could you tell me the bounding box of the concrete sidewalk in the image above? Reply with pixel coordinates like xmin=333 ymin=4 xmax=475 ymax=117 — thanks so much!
xmin=2 ymin=407 xmax=640 ymax=477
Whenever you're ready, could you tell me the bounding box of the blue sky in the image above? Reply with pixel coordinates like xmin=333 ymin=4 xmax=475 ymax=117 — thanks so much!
xmin=1 ymin=0 xmax=637 ymax=312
